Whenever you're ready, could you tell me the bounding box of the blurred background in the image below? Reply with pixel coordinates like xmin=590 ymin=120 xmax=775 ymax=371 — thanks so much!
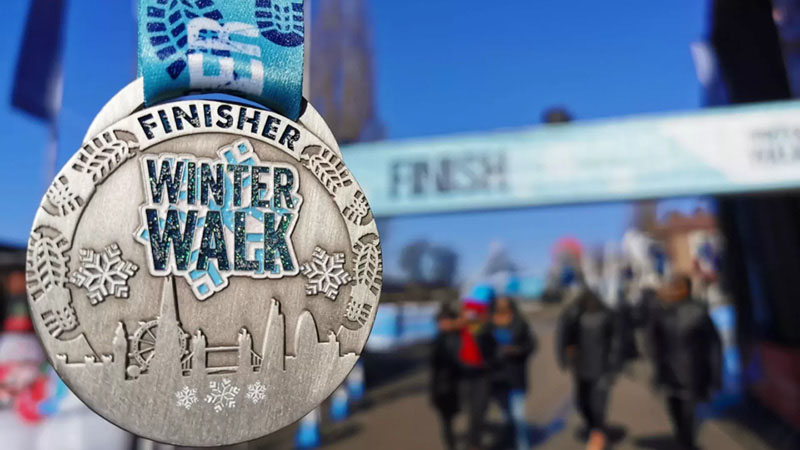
xmin=2 ymin=1 xmax=800 ymax=449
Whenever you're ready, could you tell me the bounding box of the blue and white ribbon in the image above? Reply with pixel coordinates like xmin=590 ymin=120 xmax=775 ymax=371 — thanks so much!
xmin=138 ymin=0 xmax=304 ymax=119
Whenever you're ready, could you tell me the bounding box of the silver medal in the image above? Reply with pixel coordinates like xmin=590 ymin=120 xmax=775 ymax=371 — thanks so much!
xmin=26 ymin=79 xmax=382 ymax=446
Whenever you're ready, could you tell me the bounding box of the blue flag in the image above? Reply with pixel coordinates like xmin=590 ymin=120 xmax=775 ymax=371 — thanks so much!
xmin=11 ymin=0 xmax=68 ymax=121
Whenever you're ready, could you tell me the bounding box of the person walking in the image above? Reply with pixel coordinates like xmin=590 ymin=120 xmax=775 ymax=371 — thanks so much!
xmin=430 ymin=304 xmax=462 ymax=450
xmin=649 ymin=274 xmax=722 ymax=450
xmin=458 ymin=284 xmax=497 ymax=450
xmin=556 ymin=288 xmax=621 ymax=450
xmin=490 ymin=291 xmax=536 ymax=450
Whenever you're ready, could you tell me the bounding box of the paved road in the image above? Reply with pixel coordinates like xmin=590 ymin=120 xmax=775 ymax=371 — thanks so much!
xmin=252 ymin=304 xmax=774 ymax=450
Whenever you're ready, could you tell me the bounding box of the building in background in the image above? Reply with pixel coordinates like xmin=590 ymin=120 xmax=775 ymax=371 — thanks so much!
xmin=310 ymin=0 xmax=384 ymax=144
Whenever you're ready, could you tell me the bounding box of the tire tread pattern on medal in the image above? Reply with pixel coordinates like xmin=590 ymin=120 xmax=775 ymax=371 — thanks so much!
xmin=296 ymin=145 xmax=382 ymax=329
xmin=344 ymin=301 xmax=372 ymax=327
xmin=26 ymin=227 xmax=79 ymax=337
xmin=345 ymin=233 xmax=382 ymax=328
xmin=40 ymin=303 xmax=79 ymax=338
xmin=352 ymin=233 xmax=382 ymax=295
xmin=299 ymin=146 xmax=353 ymax=196
xmin=343 ymin=190 xmax=373 ymax=226
xmin=26 ymin=227 xmax=71 ymax=299
xmin=72 ymin=131 xmax=140 ymax=183
xmin=43 ymin=175 xmax=84 ymax=217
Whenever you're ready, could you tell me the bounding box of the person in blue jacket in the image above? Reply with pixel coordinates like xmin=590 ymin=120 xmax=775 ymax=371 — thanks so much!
xmin=489 ymin=279 xmax=536 ymax=450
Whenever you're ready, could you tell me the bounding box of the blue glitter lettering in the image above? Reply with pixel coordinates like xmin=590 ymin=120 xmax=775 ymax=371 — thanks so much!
xmin=147 ymin=158 xmax=184 ymax=204
xmin=197 ymin=210 xmax=230 ymax=271
xmin=263 ymin=212 xmax=294 ymax=273
xmin=146 ymin=208 xmax=197 ymax=271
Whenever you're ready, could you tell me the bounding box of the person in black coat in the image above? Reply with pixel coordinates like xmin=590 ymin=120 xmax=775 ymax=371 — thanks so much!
xmin=633 ymin=286 xmax=661 ymax=329
xmin=649 ymin=274 xmax=722 ymax=450
xmin=430 ymin=304 xmax=462 ymax=450
xmin=556 ymin=288 xmax=621 ymax=450
xmin=614 ymin=294 xmax=641 ymax=367
xmin=490 ymin=296 xmax=536 ymax=450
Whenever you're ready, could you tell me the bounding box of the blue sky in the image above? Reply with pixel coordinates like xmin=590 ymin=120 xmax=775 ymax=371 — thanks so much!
xmin=369 ymin=1 xmax=708 ymax=279
xmin=370 ymin=1 xmax=706 ymax=138
xmin=0 ymin=1 xmax=708 ymax=279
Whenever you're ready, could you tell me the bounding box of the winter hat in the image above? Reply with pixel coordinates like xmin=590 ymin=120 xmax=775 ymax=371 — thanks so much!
xmin=462 ymin=284 xmax=495 ymax=314
xmin=470 ymin=284 xmax=496 ymax=304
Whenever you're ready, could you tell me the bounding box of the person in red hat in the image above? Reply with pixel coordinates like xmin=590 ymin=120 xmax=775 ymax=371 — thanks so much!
xmin=458 ymin=284 xmax=497 ymax=450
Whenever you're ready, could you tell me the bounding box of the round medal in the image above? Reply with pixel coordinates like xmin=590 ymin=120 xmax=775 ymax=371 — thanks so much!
xmin=25 ymin=1 xmax=381 ymax=444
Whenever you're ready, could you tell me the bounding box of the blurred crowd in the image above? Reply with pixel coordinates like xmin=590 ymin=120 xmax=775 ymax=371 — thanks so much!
xmin=430 ymin=272 xmax=722 ymax=450
xmin=0 ymin=270 xmax=129 ymax=450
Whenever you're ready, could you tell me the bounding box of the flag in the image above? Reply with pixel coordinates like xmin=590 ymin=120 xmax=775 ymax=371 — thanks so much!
xmin=11 ymin=0 xmax=68 ymax=121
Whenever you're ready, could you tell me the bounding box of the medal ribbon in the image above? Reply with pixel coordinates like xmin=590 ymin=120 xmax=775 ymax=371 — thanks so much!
xmin=138 ymin=0 xmax=304 ymax=119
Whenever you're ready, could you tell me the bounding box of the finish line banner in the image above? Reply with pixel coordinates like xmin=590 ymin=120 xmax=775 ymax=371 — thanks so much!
xmin=344 ymin=100 xmax=800 ymax=217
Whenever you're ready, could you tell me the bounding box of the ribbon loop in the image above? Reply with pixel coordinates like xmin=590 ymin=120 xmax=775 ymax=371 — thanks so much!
xmin=138 ymin=0 xmax=304 ymax=119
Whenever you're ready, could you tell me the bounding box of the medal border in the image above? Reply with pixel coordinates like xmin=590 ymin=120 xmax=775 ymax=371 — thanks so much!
xmin=25 ymin=86 xmax=382 ymax=446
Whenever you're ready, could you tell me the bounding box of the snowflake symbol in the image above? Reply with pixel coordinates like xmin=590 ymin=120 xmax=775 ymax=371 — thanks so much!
xmin=246 ymin=381 xmax=267 ymax=404
xmin=301 ymin=247 xmax=352 ymax=300
xmin=175 ymin=386 xmax=198 ymax=410
xmin=205 ymin=378 xmax=239 ymax=412
xmin=70 ymin=243 xmax=138 ymax=306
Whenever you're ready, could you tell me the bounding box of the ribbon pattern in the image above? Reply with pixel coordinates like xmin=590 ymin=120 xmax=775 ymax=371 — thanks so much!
xmin=138 ymin=0 xmax=304 ymax=119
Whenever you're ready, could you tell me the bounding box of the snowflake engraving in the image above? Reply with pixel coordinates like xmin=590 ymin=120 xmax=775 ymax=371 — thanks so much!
xmin=301 ymin=247 xmax=353 ymax=300
xmin=205 ymin=378 xmax=239 ymax=412
xmin=70 ymin=243 xmax=139 ymax=306
xmin=175 ymin=386 xmax=198 ymax=410
xmin=246 ymin=381 xmax=266 ymax=404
